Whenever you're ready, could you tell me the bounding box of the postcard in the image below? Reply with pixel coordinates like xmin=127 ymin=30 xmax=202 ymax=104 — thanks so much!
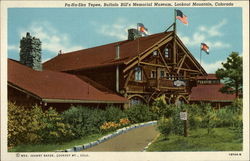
xmin=1 ymin=0 xmax=249 ymax=161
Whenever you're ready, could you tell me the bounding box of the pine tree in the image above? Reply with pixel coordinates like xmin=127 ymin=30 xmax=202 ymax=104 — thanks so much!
xmin=216 ymin=52 xmax=242 ymax=98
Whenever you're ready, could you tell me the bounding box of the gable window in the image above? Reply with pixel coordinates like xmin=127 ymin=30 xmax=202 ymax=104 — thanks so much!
xmin=160 ymin=71 xmax=165 ymax=78
xmin=164 ymin=47 xmax=169 ymax=58
xmin=151 ymin=70 xmax=156 ymax=78
xmin=164 ymin=44 xmax=172 ymax=58
xmin=135 ymin=66 xmax=142 ymax=81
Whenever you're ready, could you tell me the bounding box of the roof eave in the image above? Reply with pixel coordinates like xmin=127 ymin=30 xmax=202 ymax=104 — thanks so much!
xmin=42 ymin=98 xmax=128 ymax=104
xmin=190 ymin=99 xmax=234 ymax=102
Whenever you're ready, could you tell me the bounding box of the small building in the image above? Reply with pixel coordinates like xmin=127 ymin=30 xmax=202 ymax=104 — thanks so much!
xmin=189 ymin=74 xmax=236 ymax=108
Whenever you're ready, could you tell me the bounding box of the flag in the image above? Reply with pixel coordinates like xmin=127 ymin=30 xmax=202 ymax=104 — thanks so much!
xmin=137 ymin=23 xmax=148 ymax=35
xmin=176 ymin=10 xmax=188 ymax=25
xmin=201 ymin=43 xmax=209 ymax=54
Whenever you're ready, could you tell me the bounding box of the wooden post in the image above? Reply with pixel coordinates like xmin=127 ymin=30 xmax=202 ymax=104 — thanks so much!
xmin=184 ymin=119 xmax=188 ymax=137
xmin=180 ymin=110 xmax=188 ymax=137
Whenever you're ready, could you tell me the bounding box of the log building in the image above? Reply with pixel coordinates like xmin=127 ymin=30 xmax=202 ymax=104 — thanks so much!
xmin=43 ymin=29 xmax=207 ymax=107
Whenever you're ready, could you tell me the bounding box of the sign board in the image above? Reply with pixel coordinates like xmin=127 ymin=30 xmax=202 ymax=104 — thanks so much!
xmin=180 ymin=112 xmax=187 ymax=120
xmin=174 ymin=80 xmax=186 ymax=87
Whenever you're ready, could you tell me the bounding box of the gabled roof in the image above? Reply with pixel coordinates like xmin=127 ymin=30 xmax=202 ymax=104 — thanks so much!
xmin=43 ymin=32 xmax=172 ymax=71
xmin=189 ymin=84 xmax=235 ymax=102
xmin=8 ymin=59 xmax=128 ymax=104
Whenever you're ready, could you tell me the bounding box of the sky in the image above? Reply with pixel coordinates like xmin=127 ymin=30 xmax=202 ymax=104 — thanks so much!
xmin=8 ymin=7 xmax=242 ymax=73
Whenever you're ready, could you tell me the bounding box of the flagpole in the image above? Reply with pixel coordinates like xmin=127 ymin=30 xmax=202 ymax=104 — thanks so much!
xmin=200 ymin=45 xmax=202 ymax=66
xmin=173 ymin=9 xmax=177 ymax=66
xmin=137 ymin=23 xmax=140 ymax=65
xmin=174 ymin=9 xmax=176 ymax=34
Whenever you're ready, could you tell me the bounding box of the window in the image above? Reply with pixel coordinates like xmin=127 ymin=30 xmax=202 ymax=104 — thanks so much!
xmin=135 ymin=66 xmax=142 ymax=81
xmin=164 ymin=48 xmax=169 ymax=57
xmin=160 ymin=71 xmax=165 ymax=78
xmin=151 ymin=71 xmax=156 ymax=78
xmin=164 ymin=46 xmax=169 ymax=58
xmin=130 ymin=97 xmax=144 ymax=106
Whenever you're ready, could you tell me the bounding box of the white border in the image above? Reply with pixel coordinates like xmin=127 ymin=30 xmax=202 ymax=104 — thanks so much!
xmin=1 ymin=1 xmax=249 ymax=161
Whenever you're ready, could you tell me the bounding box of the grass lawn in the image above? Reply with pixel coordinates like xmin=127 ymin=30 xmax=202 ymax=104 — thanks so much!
xmin=146 ymin=127 xmax=242 ymax=151
xmin=9 ymin=133 xmax=106 ymax=152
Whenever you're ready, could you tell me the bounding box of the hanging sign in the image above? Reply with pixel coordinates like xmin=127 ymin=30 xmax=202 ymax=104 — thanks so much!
xmin=174 ymin=80 xmax=186 ymax=87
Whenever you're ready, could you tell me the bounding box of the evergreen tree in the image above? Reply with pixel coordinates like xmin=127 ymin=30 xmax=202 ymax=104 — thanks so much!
xmin=216 ymin=52 xmax=242 ymax=98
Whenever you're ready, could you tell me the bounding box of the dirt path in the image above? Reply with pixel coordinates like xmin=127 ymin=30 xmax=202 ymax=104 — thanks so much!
xmin=82 ymin=125 xmax=159 ymax=152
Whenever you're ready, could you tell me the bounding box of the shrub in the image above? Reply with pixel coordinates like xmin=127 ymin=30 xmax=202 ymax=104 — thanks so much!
xmin=62 ymin=106 xmax=106 ymax=138
xmin=40 ymin=107 xmax=74 ymax=143
xmin=125 ymin=104 xmax=154 ymax=123
xmin=8 ymin=102 xmax=74 ymax=145
xmin=227 ymin=99 xmax=243 ymax=114
xmin=200 ymin=104 xmax=217 ymax=134
xmin=151 ymin=97 xmax=176 ymax=119
xmin=157 ymin=117 xmax=173 ymax=139
xmin=104 ymin=106 xmax=127 ymax=122
xmin=213 ymin=108 xmax=234 ymax=127
xmin=8 ymin=102 xmax=45 ymax=146
xmin=182 ymin=104 xmax=203 ymax=130
xmin=170 ymin=106 xmax=184 ymax=135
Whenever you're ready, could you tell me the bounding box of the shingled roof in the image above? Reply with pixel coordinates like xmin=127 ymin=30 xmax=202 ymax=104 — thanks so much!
xmin=197 ymin=74 xmax=218 ymax=80
xmin=8 ymin=59 xmax=128 ymax=104
xmin=189 ymin=84 xmax=235 ymax=102
xmin=43 ymin=32 xmax=172 ymax=71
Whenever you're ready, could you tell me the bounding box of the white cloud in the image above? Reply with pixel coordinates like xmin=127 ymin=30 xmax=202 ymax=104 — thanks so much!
xmin=178 ymin=19 xmax=230 ymax=50
xmin=201 ymin=60 xmax=223 ymax=73
xmin=19 ymin=21 xmax=84 ymax=55
xmin=94 ymin=18 xmax=136 ymax=40
xmin=198 ymin=19 xmax=227 ymax=37
xmin=8 ymin=45 xmax=19 ymax=52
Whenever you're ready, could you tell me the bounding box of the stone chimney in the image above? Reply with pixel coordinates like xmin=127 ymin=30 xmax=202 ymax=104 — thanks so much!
xmin=128 ymin=29 xmax=142 ymax=40
xmin=20 ymin=32 xmax=42 ymax=71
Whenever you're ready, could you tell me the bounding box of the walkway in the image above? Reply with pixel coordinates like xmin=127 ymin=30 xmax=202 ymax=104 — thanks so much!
xmin=82 ymin=125 xmax=159 ymax=152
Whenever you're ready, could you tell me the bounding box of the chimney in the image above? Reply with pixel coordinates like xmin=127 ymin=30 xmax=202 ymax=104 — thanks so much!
xmin=128 ymin=28 xmax=142 ymax=40
xmin=115 ymin=45 xmax=120 ymax=59
xmin=20 ymin=32 xmax=42 ymax=71
xmin=115 ymin=44 xmax=120 ymax=92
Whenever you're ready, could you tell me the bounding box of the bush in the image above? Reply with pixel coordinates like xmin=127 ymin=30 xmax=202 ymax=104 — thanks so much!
xmin=40 ymin=107 xmax=74 ymax=143
xmin=104 ymin=106 xmax=127 ymax=122
xmin=170 ymin=106 xmax=184 ymax=135
xmin=157 ymin=117 xmax=173 ymax=139
xmin=62 ymin=106 xmax=106 ymax=138
xmin=8 ymin=102 xmax=45 ymax=146
xmin=183 ymin=104 xmax=203 ymax=130
xmin=214 ymin=108 xmax=234 ymax=127
xmin=125 ymin=104 xmax=154 ymax=123
xmin=8 ymin=102 xmax=73 ymax=146
xmin=200 ymin=104 xmax=217 ymax=134
xmin=227 ymin=99 xmax=242 ymax=114
xmin=151 ymin=97 xmax=176 ymax=118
